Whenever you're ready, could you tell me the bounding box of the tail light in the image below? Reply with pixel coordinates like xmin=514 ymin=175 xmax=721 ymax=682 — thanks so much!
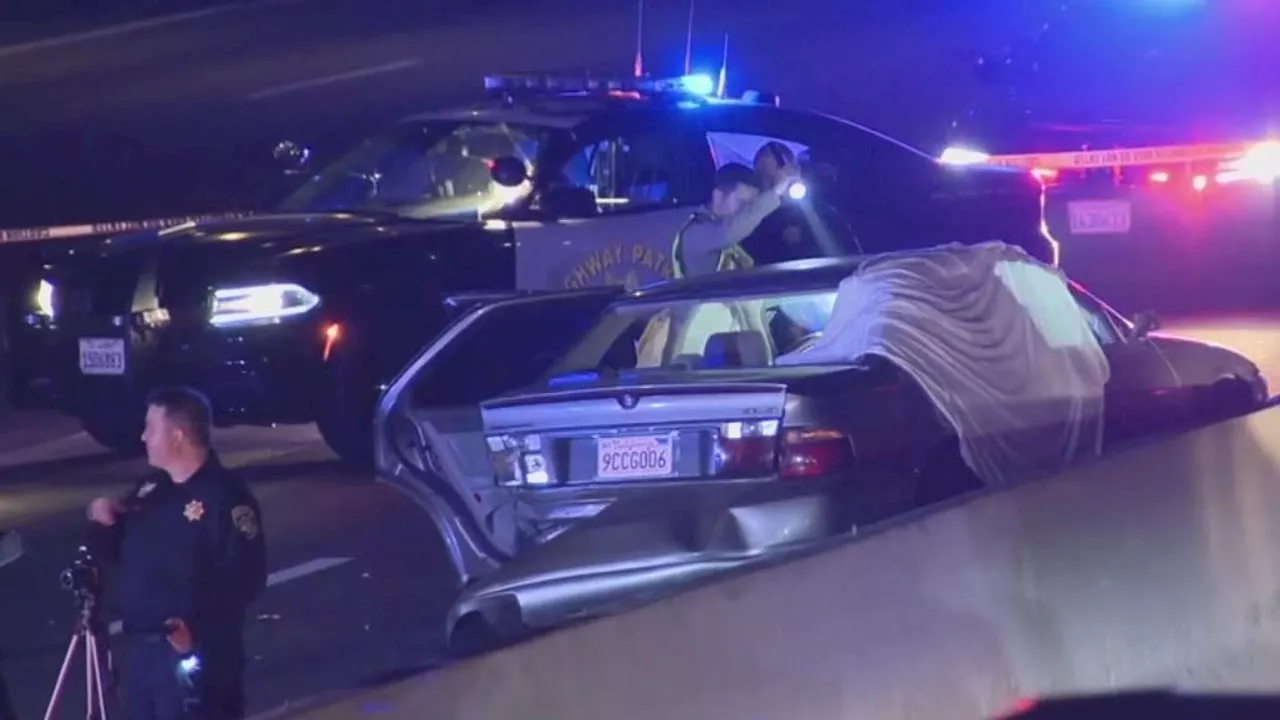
xmin=714 ymin=420 xmax=779 ymax=477
xmin=780 ymin=428 xmax=855 ymax=479
xmin=713 ymin=421 xmax=854 ymax=479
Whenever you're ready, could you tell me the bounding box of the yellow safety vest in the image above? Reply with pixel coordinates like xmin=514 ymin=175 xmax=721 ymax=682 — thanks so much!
xmin=670 ymin=210 xmax=755 ymax=280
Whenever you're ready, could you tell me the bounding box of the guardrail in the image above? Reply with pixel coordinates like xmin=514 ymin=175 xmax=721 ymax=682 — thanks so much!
xmin=281 ymin=406 xmax=1280 ymax=720
xmin=0 ymin=212 xmax=253 ymax=244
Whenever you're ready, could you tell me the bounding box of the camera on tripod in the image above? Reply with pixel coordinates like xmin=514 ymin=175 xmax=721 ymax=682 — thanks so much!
xmin=59 ymin=545 xmax=99 ymax=597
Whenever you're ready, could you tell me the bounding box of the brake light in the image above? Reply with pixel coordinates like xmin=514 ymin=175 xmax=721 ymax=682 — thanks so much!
xmin=1192 ymin=174 xmax=1208 ymax=191
xmin=715 ymin=420 xmax=779 ymax=477
xmin=779 ymin=428 xmax=855 ymax=479
xmin=714 ymin=422 xmax=855 ymax=479
xmin=1150 ymin=171 xmax=1170 ymax=183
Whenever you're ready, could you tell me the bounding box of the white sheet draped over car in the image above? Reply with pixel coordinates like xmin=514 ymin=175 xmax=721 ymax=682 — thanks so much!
xmin=776 ymin=241 xmax=1110 ymax=488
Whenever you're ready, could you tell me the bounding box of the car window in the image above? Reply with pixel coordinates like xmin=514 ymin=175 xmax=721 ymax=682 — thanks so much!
xmin=554 ymin=131 xmax=708 ymax=214
xmin=706 ymin=132 xmax=809 ymax=170
xmin=279 ymin=120 xmax=550 ymax=219
xmin=412 ymin=292 xmax=615 ymax=408
xmin=550 ymin=290 xmax=839 ymax=374
xmin=1069 ymin=283 xmax=1124 ymax=345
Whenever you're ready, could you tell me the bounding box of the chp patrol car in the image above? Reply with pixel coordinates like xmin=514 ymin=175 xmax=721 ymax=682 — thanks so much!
xmin=19 ymin=72 xmax=1052 ymax=465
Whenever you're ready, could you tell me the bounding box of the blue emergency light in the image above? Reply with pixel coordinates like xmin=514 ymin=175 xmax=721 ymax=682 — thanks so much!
xmin=483 ymin=73 xmax=718 ymax=100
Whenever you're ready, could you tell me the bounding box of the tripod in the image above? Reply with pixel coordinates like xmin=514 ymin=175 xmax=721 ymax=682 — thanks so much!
xmin=43 ymin=588 xmax=114 ymax=720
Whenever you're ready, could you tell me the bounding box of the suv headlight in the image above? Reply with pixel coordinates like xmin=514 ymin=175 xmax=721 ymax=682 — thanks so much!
xmin=209 ymin=282 xmax=320 ymax=327
xmin=33 ymin=279 xmax=56 ymax=318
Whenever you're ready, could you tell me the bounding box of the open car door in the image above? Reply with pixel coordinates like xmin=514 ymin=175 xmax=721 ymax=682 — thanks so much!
xmin=374 ymin=288 xmax=622 ymax=589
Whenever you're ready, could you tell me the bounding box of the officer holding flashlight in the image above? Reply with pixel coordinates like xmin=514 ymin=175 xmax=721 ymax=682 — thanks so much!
xmin=87 ymin=387 xmax=266 ymax=720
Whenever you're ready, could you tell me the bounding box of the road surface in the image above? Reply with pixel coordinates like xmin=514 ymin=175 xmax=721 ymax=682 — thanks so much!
xmin=0 ymin=0 xmax=1053 ymax=229
xmin=1 ymin=312 xmax=1278 ymax=717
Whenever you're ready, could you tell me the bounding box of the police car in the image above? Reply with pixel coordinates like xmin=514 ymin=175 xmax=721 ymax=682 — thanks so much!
xmin=25 ymin=73 xmax=1053 ymax=465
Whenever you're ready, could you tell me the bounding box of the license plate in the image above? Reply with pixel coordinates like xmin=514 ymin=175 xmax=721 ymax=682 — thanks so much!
xmin=596 ymin=434 xmax=674 ymax=480
xmin=78 ymin=338 xmax=126 ymax=376
xmin=1068 ymin=200 xmax=1132 ymax=235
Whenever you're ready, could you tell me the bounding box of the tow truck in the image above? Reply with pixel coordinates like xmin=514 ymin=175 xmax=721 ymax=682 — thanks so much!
xmin=942 ymin=0 xmax=1278 ymax=305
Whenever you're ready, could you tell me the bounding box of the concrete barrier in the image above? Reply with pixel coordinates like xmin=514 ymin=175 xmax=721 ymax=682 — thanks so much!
xmin=278 ymin=404 xmax=1280 ymax=720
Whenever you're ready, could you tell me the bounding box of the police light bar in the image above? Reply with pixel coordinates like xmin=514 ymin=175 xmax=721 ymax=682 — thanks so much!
xmin=483 ymin=73 xmax=716 ymax=98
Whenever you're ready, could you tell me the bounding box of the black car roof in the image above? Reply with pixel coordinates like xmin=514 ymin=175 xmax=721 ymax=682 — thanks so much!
xmin=623 ymin=256 xmax=868 ymax=304
xmin=399 ymin=93 xmax=933 ymax=159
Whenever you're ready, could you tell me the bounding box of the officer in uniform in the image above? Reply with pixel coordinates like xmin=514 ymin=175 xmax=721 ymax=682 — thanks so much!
xmin=671 ymin=161 xmax=800 ymax=279
xmin=87 ymin=387 xmax=266 ymax=720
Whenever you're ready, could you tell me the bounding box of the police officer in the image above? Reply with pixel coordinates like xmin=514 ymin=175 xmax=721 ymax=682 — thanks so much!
xmin=671 ymin=161 xmax=800 ymax=279
xmin=87 ymin=387 xmax=266 ymax=720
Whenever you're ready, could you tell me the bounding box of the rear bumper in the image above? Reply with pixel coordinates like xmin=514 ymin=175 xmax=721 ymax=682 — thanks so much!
xmin=32 ymin=315 xmax=331 ymax=426
xmin=445 ymin=481 xmax=853 ymax=644
xmin=1052 ymin=183 xmax=1280 ymax=312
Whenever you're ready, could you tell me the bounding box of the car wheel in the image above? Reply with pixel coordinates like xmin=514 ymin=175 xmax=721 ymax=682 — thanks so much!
xmin=914 ymin=440 xmax=982 ymax=509
xmin=1205 ymin=376 xmax=1258 ymax=423
xmin=80 ymin=414 xmax=144 ymax=457
xmin=316 ymin=408 xmax=374 ymax=468
xmin=446 ymin=612 xmax=500 ymax=658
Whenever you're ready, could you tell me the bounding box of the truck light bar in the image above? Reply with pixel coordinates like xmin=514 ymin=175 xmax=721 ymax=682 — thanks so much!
xmin=483 ymin=73 xmax=717 ymax=99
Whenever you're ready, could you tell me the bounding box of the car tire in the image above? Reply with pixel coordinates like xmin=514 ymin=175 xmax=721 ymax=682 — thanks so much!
xmin=315 ymin=409 xmax=374 ymax=468
xmin=1205 ymin=376 xmax=1259 ymax=423
xmin=80 ymin=414 xmax=145 ymax=457
xmin=446 ymin=612 xmax=500 ymax=659
xmin=914 ymin=440 xmax=982 ymax=509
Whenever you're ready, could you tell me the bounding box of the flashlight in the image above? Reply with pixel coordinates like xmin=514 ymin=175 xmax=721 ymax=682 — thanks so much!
xmin=176 ymin=654 xmax=202 ymax=688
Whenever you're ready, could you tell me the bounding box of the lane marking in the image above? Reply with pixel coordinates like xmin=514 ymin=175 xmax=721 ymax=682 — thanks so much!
xmin=107 ymin=555 xmax=351 ymax=635
xmin=0 ymin=0 xmax=310 ymax=59
xmin=246 ymin=59 xmax=421 ymax=100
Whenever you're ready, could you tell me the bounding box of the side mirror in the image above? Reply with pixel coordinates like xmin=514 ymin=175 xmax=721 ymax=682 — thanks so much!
xmin=541 ymin=185 xmax=599 ymax=219
xmin=272 ymin=140 xmax=312 ymax=174
xmin=1129 ymin=310 xmax=1162 ymax=340
xmin=490 ymin=156 xmax=528 ymax=188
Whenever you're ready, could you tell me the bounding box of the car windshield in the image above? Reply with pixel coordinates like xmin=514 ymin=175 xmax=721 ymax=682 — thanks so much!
xmin=550 ymin=289 xmax=841 ymax=375
xmin=276 ymin=120 xmax=554 ymax=219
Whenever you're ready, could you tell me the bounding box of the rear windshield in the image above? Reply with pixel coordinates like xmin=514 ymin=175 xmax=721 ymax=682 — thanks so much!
xmin=550 ymin=290 xmax=839 ymax=374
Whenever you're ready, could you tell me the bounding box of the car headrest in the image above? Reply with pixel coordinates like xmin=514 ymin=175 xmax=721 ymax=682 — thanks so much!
xmin=702 ymin=331 xmax=770 ymax=368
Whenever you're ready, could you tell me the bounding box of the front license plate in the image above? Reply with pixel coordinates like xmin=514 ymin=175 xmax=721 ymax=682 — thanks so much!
xmin=596 ymin=434 xmax=674 ymax=480
xmin=1068 ymin=199 xmax=1132 ymax=235
xmin=78 ymin=338 xmax=126 ymax=376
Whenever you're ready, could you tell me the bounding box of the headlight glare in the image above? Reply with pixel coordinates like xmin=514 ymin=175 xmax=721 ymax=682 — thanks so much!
xmin=209 ymin=282 xmax=320 ymax=327
xmin=34 ymin=279 xmax=56 ymax=318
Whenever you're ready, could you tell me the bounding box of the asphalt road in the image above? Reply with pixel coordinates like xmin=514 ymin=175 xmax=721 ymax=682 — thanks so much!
xmin=0 ymin=0 xmax=1056 ymax=229
xmin=0 ymin=420 xmax=451 ymax=720
xmin=1 ymin=312 xmax=1278 ymax=718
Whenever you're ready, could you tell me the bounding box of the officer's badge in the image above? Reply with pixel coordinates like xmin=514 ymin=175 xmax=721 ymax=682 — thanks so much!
xmin=183 ymin=500 xmax=204 ymax=522
xmin=136 ymin=481 xmax=157 ymax=499
xmin=231 ymin=505 xmax=259 ymax=540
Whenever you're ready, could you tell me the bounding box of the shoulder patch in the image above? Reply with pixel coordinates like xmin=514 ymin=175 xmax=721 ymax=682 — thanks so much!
xmin=231 ymin=505 xmax=259 ymax=540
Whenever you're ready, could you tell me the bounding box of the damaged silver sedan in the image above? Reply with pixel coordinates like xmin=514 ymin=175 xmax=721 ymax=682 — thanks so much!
xmin=373 ymin=243 xmax=1268 ymax=654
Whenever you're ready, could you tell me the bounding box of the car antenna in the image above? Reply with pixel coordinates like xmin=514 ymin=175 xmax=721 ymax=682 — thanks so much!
xmin=683 ymin=0 xmax=695 ymax=75
xmin=716 ymin=33 xmax=729 ymax=98
xmin=633 ymin=0 xmax=646 ymax=78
